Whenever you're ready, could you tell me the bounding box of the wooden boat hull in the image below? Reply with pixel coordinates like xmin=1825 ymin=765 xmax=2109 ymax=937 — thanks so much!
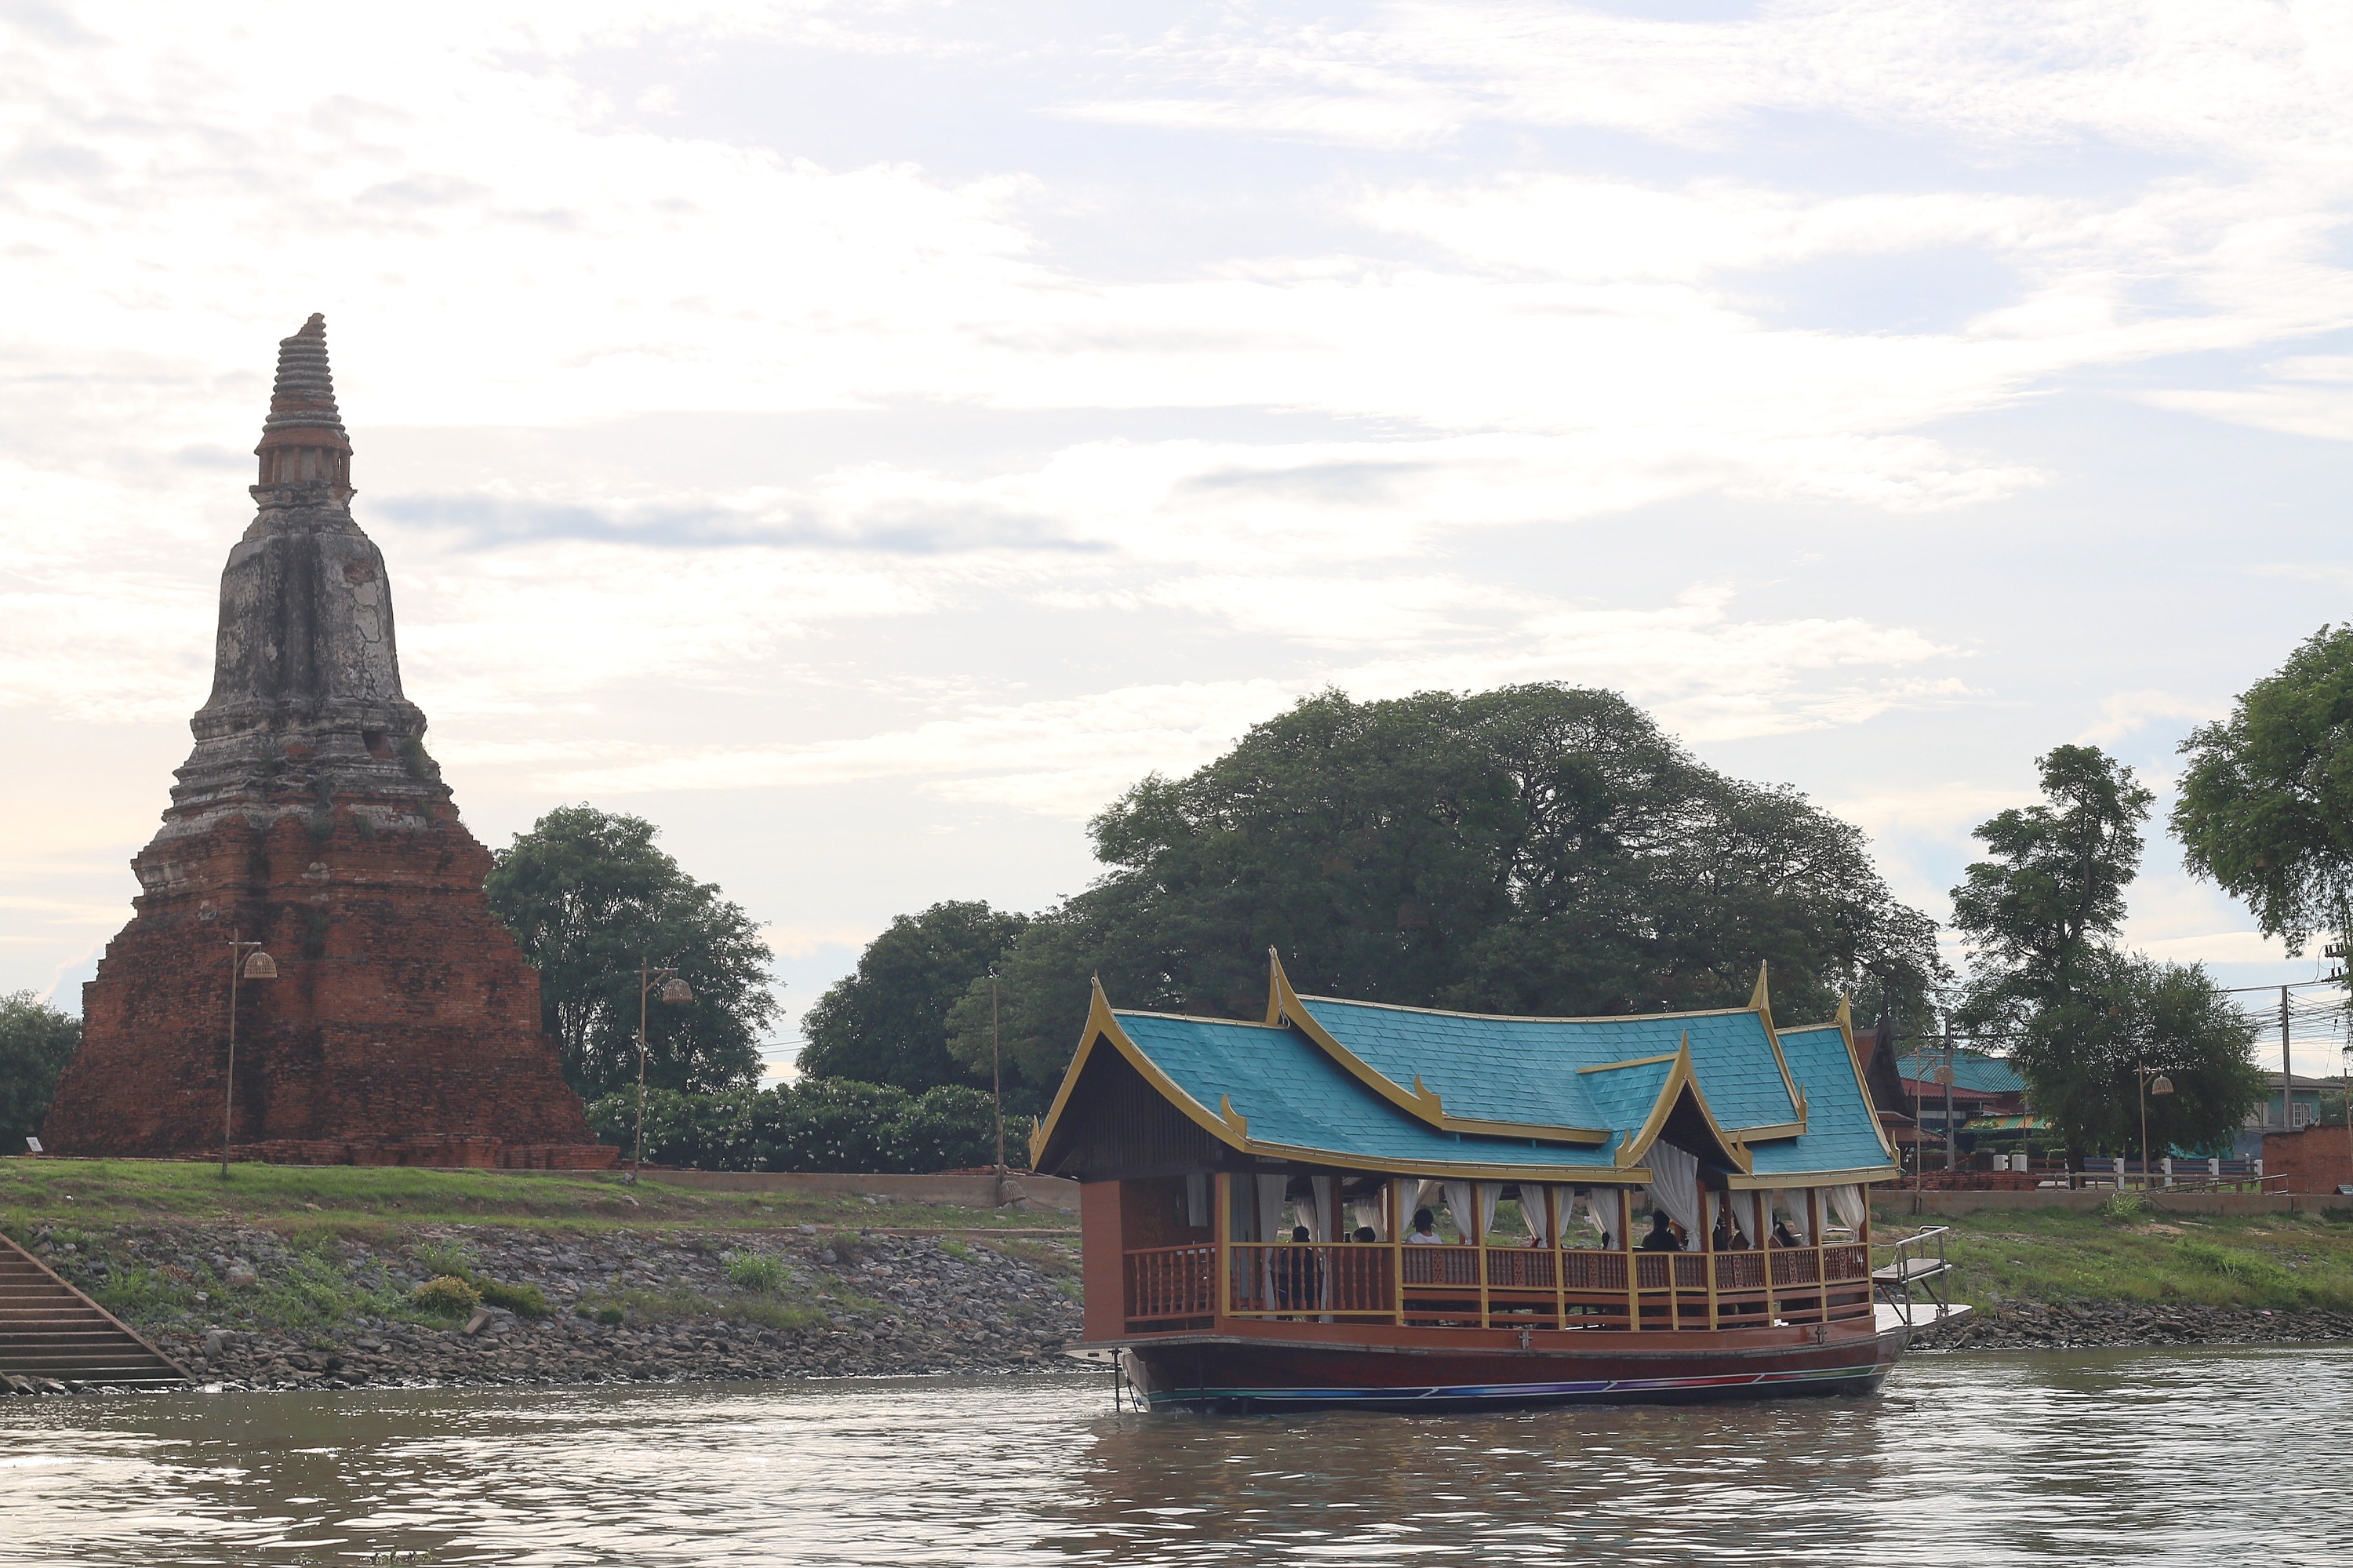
xmin=1113 ymin=1319 xmax=1911 ymax=1413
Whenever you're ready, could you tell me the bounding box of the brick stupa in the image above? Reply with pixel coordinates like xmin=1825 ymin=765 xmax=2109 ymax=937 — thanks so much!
xmin=42 ymin=315 xmax=615 ymax=1168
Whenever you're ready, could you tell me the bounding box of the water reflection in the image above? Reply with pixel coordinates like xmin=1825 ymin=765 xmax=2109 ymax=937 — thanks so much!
xmin=2 ymin=1349 xmax=2348 ymax=1566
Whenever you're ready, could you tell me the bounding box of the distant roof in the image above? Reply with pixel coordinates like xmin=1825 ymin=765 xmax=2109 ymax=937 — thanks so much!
xmin=1897 ymin=1050 xmax=2026 ymax=1095
xmin=1032 ymin=957 xmax=1900 ymax=1184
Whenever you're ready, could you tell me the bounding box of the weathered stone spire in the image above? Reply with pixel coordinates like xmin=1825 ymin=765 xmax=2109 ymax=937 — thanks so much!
xmin=254 ymin=313 xmax=353 ymax=492
xmin=169 ymin=314 xmax=437 ymax=823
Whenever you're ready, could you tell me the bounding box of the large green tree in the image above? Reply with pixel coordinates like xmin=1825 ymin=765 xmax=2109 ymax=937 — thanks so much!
xmin=485 ymin=805 xmax=776 ymax=1099
xmin=2174 ymin=624 xmax=2353 ymax=978
xmin=1953 ymin=745 xmax=2265 ymax=1164
xmin=1 ymin=991 xmax=78 ymax=1144
xmin=942 ymin=685 xmax=1946 ymax=1111
xmin=798 ymin=900 xmax=1027 ymax=1092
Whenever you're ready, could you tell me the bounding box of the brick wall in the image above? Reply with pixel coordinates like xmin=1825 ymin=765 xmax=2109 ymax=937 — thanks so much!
xmin=41 ymin=792 xmax=607 ymax=1162
xmin=2260 ymin=1126 xmax=2353 ymax=1195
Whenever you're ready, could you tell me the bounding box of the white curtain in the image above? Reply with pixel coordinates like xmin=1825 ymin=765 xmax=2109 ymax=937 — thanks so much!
xmin=1646 ymin=1141 xmax=1704 ymax=1238
xmin=1729 ymin=1190 xmax=1762 ymax=1247
xmin=1300 ymin=1175 xmax=1334 ymax=1242
xmin=1442 ymin=1181 xmax=1476 ymax=1243
xmin=1773 ymin=1190 xmax=1812 ymax=1245
xmin=1257 ymin=1175 xmax=1286 ymax=1245
xmin=1827 ymin=1184 xmax=1868 ymax=1233
xmin=1481 ymin=1184 xmax=1501 ymax=1243
xmin=1542 ymin=1185 xmax=1572 ymax=1246
xmin=1399 ymin=1178 xmax=1443 ymax=1237
xmin=1581 ymin=1189 xmax=1617 ymax=1245
xmin=1350 ymin=1199 xmax=1384 ymax=1240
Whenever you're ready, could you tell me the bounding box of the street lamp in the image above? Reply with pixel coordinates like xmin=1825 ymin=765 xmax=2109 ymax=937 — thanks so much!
xmin=220 ymin=931 xmax=278 ymax=1178
xmin=627 ymin=959 xmax=693 ymax=1184
xmin=2135 ymin=1063 xmax=2175 ymax=1190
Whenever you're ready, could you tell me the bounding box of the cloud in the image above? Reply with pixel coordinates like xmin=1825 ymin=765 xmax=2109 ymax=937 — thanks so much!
xmin=2075 ymin=689 xmax=2223 ymax=745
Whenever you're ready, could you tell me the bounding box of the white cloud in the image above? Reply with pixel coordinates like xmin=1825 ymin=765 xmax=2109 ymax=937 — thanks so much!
xmin=2075 ymin=689 xmax=2224 ymax=745
xmin=10 ymin=0 xmax=2353 ymax=1010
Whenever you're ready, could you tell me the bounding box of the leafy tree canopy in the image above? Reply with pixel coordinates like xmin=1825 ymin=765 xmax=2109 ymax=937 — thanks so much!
xmin=944 ymin=684 xmax=1947 ymax=1112
xmin=1951 ymin=742 xmax=2151 ymax=1008
xmin=2175 ymin=624 xmax=2353 ymax=970
xmin=1954 ymin=745 xmax=2266 ymax=1162
xmin=2003 ymin=953 xmax=2268 ymax=1160
xmin=2 ymin=991 xmax=78 ymax=1144
xmin=486 ymin=805 xmax=776 ymax=1100
xmin=798 ymin=901 xmax=1027 ymax=1092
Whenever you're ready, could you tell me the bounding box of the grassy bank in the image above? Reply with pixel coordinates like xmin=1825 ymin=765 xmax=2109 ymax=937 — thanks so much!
xmin=1880 ymin=1197 xmax=2353 ymax=1315
xmin=0 ymin=1158 xmax=1075 ymax=1241
xmin=0 ymin=1160 xmax=1082 ymax=1388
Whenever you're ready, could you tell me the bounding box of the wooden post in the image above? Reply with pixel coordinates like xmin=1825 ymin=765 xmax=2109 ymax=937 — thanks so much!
xmin=1621 ymin=1188 xmax=1639 ymax=1333
xmin=1392 ymin=1175 xmax=1409 ymax=1328
xmin=1550 ymin=1187 xmax=1566 ymax=1331
xmin=1213 ymin=1170 xmax=1232 ymax=1325
xmin=1808 ymin=1188 xmax=1824 ymax=1321
xmin=1703 ymin=1188 xmax=1719 ymax=1331
xmin=1473 ymin=1181 xmax=1493 ymax=1330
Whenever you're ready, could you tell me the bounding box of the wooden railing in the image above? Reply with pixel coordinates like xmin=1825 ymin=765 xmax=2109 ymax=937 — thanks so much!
xmin=1126 ymin=1240 xmax=1876 ymax=1334
xmin=1225 ymin=1242 xmax=1398 ymax=1318
xmin=1123 ymin=1244 xmax=1216 ymax=1323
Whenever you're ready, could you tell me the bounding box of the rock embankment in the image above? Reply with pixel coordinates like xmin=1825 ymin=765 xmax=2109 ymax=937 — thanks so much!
xmin=1911 ymin=1299 xmax=2353 ymax=1352
xmin=14 ymin=1220 xmax=1084 ymax=1392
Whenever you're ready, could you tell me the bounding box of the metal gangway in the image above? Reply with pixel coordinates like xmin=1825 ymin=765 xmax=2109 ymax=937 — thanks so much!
xmin=1871 ymin=1225 xmax=1966 ymax=1330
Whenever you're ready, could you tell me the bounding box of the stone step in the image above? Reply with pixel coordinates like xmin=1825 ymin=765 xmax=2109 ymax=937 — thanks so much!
xmin=0 ymin=1235 xmax=187 ymax=1392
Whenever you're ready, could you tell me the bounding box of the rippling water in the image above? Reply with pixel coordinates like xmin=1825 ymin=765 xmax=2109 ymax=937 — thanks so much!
xmin=2 ymin=1348 xmax=2348 ymax=1566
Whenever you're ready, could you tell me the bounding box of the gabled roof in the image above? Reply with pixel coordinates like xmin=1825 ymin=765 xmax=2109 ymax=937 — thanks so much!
xmin=1030 ymin=955 xmax=1899 ymax=1186
xmin=1897 ymin=1050 xmax=2026 ymax=1096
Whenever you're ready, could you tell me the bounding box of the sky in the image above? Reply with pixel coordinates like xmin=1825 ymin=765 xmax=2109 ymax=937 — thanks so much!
xmin=5 ymin=1 xmax=2353 ymax=1081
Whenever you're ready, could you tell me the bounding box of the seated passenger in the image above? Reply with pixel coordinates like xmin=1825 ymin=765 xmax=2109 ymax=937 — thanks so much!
xmin=1638 ymin=1211 xmax=1681 ymax=1251
xmin=1770 ymin=1220 xmax=1800 ymax=1248
xmin=1354 ymin=1226 xmax=1377 ymax=1242
xmin=1404 ymin=1207 xmax=1444 ymax=1244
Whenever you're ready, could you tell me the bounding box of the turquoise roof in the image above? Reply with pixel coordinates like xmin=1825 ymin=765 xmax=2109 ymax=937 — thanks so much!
xmin=1897 ymin=1050 xmax=2025 ymax=1095
xmin=1755 ymin=1024 xmax=1898 ymax=1177
xmin=1085 ymin=991 xmax=1895 ymax=1182
xmin=1294 ymin=996 xmax=1799 ymax=1131
xmin=1114 ymin=1013 xmax=1617 ymax=1173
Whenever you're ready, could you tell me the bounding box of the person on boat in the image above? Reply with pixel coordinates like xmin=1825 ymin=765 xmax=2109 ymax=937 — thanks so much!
xmin=1638 ymin=1211 xmax=1681 ymax=1251
xmin=1273 ymin=1225 xmax=1323 ymax=1314
xmin=1404 ymin=1208 xmax=1444 ymax=1244
xmin=1770 ymin=1219 xmax=1800 ymax=1248
xmin=1354 ymin=1226 xmax=1377 ymax=1242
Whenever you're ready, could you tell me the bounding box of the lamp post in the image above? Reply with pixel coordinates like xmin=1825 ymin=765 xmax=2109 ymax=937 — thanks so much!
xmin=627 ymin=959 xmax=693 ymax=1184
xmin=2135 ymin=1063 xmax=2175 ymax=1190
xmin=220 ymin=930 xmax=278 ymax=1179
xmin=2341 ymin=1045 xmax=2351 ymax=1181
xmin=990 ymin=972 xmax=1005 ymax=1174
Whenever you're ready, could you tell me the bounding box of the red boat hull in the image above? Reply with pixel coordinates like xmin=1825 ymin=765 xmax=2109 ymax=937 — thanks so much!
xmin=1114 ymin=1319 xmax=1911 ymax=1413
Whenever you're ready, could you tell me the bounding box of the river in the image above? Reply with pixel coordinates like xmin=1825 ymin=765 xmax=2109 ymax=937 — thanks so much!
xmin=2 ymin=1348 xmax=2346 ymax=1566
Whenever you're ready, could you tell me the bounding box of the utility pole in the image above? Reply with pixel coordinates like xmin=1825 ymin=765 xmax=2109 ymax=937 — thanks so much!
xmin=1944 ymin=1039 xmax=1957 ymax=1173
xmin=991 ymin=973 xmax=1005 ymax=1172
xmin=2282 ymin=984 xmax=2294 ymax=1137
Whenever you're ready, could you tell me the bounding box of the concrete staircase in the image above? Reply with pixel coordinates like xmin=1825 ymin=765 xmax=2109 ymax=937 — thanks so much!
xmin=0 ymin=1232 xmax=188 ymax=1393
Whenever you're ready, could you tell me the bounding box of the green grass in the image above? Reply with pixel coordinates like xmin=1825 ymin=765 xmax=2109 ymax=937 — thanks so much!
xmin=1879 ymin=1205 xmax=2353 ymax=1313
xmin=0 ymin=1159 xmax=1075 ymax=1239
xmin=724 ymin=1251 xmax=787 ymax=1293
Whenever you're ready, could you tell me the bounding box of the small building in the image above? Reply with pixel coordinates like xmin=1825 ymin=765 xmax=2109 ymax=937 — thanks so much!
xmin=2235 ymin=1074 xmax=2338 ymax=1161
xmin=1894 ymin=1049 xmax=2026 ymax=1155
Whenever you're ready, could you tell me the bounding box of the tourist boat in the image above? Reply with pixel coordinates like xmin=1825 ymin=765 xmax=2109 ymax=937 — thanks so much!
xmin=1032 ymin=956 xmax=1947 ymax=1412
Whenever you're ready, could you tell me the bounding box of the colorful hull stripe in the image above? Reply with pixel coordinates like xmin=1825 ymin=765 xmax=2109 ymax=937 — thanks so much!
xmin=1142 ymin=1360 xmax=1880 ymax=1406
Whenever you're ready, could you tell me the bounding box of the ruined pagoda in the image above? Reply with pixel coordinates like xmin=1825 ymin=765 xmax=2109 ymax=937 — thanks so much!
xmin=41 ymin=316 xmax=615 ymax=1167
